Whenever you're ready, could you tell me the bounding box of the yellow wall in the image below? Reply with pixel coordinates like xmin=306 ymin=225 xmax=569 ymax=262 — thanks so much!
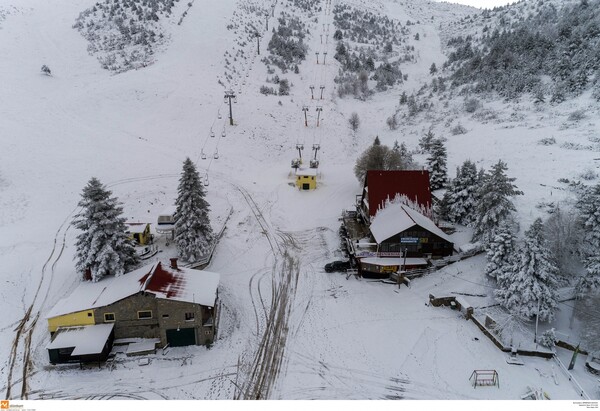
xmin=47 ymin=310 xmax=95 ymax=333
xmin=296 ymin=175 xmax=317 ymax=190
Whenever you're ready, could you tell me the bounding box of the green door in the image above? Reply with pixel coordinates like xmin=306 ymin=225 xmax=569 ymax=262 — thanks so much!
xmin=166 ymin=328 xmax=196 ymax=347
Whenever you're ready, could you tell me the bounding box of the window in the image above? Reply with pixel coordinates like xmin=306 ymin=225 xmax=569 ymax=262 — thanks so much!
xmin=87 ymin=312 xmax=92 ymax=317
xmin=185 ymin=312 xmax=195 ymax=321
xmin=137 ymin=310 xmax=152 ymax=320
xmin=162 ymin=314 xmax=170 ymax=319
xmin=104 ymin=313 xmax=115 ymax=322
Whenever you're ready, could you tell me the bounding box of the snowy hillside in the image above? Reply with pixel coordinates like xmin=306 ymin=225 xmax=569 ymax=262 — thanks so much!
xmin=1 ymin=0 xmax=599 ymax=402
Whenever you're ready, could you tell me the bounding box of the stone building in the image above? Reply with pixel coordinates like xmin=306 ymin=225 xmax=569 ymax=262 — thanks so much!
xmin=46 ymin=259 xmax=219 ymax=363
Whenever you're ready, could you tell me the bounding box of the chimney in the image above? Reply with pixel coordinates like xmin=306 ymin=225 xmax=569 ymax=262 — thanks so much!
xmin=170 ymin=258 xmax=178 ymax=270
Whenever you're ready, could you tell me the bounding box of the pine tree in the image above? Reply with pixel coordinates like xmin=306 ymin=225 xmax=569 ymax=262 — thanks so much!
xmin=495 ymin=218 xmax=559 ymax=321
xmin=73 ymin=177 xmax=139 ymax=282
xmin=447 ymin=160 xmax=479 ymax=225
xmin=418 ymin=130 xmax=435 ymax=153
xmin=574 ymin=182 xmax=600 ymax=295
xmin=426 ymin=138 xmax=447 ymax=190
xmin=472 ymin=160 xmax=523 ymax=245
xmin=397 ymin=141 xmax=415 ymax=170
xmin=485 ymin=221 xmax=517 ymax=286
xmin=175 ymin=158 xmax=214 ymax=262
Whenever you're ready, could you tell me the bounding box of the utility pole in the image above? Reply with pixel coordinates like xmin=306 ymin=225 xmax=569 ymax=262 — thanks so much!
xmin=534 ymin=297 xmax=540 ymax=349
xmin=224 ymin=90 xmax=236 ymax=126
xmin=315 ymin=52 xmax=320 ymax=64
xmin=319 ymin=85 xmax=325 ymax=99
xmin=323 ymin=52 xmax=328 ymax=64
xmin=309 ymin=85 xmax=315 ymax=99
xmin=326 ymin=34 xmax=329 ymax=44
xmin=302 ymin=106 xmax=309 ymax=127
xmin=265 ymin=13 xmax=269 ymax=31
xmin=255 ymin=32 xmax=261 ymax=55
xmin=320 ymin=34 xmax=323 ymax=44
xmin=316 ymin=106 xmax=323 ymax=127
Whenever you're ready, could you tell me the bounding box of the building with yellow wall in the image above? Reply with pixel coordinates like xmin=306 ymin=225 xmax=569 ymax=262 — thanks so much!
xmin=295 ymin=168 xmax=317 ymax=190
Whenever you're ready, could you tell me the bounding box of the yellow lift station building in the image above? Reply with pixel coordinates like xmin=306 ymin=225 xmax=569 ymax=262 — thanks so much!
xmin=295 ymin=168 xmax=317 ymax=190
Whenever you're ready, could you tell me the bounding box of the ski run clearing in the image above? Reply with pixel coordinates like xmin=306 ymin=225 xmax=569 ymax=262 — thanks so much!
xmin=1 ymin=0 xmax=599 ymax=402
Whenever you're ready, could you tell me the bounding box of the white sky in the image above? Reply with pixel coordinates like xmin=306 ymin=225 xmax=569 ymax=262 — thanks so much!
xmin=436 ymin=0 xmax=519 ymax=9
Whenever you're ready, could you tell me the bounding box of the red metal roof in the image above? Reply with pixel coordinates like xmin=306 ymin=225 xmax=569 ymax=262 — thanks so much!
xmin=363 ymin=170 xmax=432 ymax=217
xmin=139 ymin=262 xmax=186 ymax=299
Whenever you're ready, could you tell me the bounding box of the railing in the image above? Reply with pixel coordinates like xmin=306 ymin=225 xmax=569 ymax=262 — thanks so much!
xmin=553 ymin=355 xmax=590 ymax=399
xmin=184 ymin=206 xmax=233 ymax=269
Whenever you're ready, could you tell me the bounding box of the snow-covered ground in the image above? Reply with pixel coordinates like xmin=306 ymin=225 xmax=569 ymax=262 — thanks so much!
xmin=1 ymin=0 xmax=599 ymax=401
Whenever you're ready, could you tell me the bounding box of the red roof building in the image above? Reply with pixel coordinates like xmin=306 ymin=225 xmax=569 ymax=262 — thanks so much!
xmin=357 ymin=170 xmax=432 ymax=224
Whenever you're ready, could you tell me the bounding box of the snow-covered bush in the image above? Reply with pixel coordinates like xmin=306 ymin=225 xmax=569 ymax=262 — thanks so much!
xmin=568 ymin=109 xmax=586 ymax=122
xmin=538 ymin=137 xmax=556 ymax=146
xmin=539 ymin=328 xmax=556 ymax=349
xmin=450 ymin=123 xmax=467 ymax=135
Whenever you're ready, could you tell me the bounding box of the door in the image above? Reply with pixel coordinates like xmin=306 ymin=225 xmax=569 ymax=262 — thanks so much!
xmin=166 ymin=328 xmax=196 ymax=347
xmin=302 ymin=183 xmax=310 ymax=190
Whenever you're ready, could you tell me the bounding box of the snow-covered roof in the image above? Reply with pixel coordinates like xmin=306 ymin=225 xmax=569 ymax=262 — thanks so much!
xmin=369 ymin=203 xmax=453 ymax=244
xmin=296 ymin=168 xmax=317 ymax=176
xmin=360 ymin=257 xmax=428 ymax=266
xmin=158 ymin=205 xmax=177 ymax=217
xmin=47 ymin=262 xmax=220 ymax=319
xmin=46 ymin=324 xmax=114 ymax=356
xmin=125 ymin=222 xmax=149 ymax=233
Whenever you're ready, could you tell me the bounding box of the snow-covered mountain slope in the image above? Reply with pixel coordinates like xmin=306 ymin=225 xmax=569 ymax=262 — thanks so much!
xmin=1 ymin=0 xmax=598 ymax=401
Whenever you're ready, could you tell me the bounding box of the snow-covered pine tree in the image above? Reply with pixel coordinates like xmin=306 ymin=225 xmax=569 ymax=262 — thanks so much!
xmin=485 ymin=221 xmax=517 ymax=287
xmin=175 ymin=158 xmax=214 ymax=262
xmin=418 ymin=130 xmax=435 ymax=153
xmin=543 ymin=203 xmax=580 ymax=285
xmin=397 ymin=142 xmax=415 ymax=169
xmin=574 ymin=182 xmax=600 ymax=296
xmin=73 ymin=177 xmax=139 ymax=282
xmin=447 ymin=160 xmax=479 ymax=225
xmin=495 ymin=218 xmax=559 ymax=321
xmin=426 ymin=138 xmax=447 ymax=190
xmin=472 ymin=160 xmax=523 ymax=245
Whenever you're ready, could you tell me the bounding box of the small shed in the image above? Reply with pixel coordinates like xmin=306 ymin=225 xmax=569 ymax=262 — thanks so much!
xmin=125 ymin=223 xmax=152 ymax=245
xmin=295 ymin=168 xmax=317 ymax=190
xmin=46 ymin=323 xmax=114 ymax=364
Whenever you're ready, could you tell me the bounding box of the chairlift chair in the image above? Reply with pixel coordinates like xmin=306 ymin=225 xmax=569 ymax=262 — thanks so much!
xmin=214 ymin=149 xmax=219 ymax=159
xmin=218 ymin=112 xmax=222 ymax=119
xmin=310 ymin=159 xmax=319 ymax=168
xmin=222 ymin=130 xmax=226 ymax=137
xmin=204 ymin=173 xmax=209 ymax=186
xmin=210 ymin=129 xmax=215 ymax=138
xmin=201 ymin=150 xmax=207 ymax=160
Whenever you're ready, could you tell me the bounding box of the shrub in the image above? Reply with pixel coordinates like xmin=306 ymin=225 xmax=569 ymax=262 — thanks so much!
xmin=568 ymin=109 xmax=586 ymax=121
xmin=450 ymin=123 xmax=467 ymax=135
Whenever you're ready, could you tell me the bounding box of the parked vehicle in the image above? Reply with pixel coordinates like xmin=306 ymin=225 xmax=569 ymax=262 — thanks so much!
xmin=324 ymin=260 xmax=351 ymax=273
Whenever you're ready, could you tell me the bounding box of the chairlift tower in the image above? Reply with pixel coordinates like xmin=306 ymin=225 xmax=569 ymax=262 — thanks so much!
xmin=310 ymin=144 xmax=320 ymax=168
xmin=302 ymin=106 xmax=309 ymax=127
xmin=316 ymin=106 xmax=323 ymax=127
xmin=224 ymin=90 xmax=237 ymax=126
xmin=255 ymin=32 xmax=261 ymax=55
